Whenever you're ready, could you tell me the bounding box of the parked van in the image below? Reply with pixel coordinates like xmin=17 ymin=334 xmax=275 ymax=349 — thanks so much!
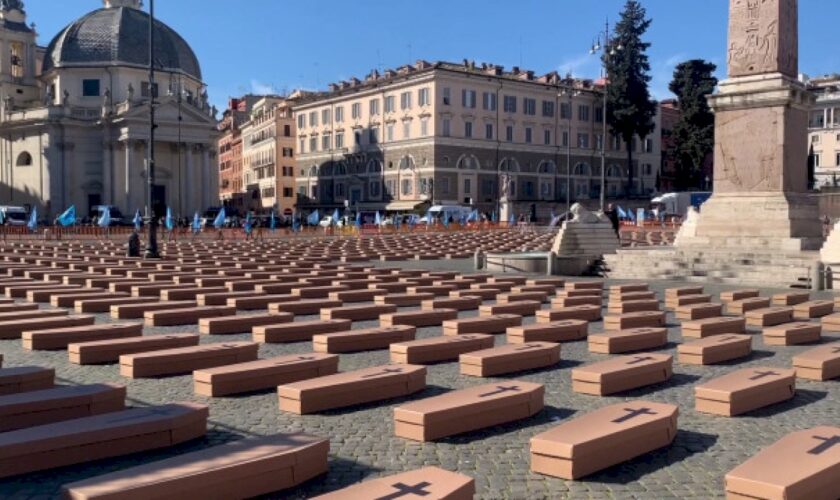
xmin=0 ymin=206 xmax=28 ymax=226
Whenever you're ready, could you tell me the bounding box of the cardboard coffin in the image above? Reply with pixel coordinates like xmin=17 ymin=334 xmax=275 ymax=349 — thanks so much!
xmin=572 ymin=354 xmax=673 ymax=396
xmin=423 ymin=296 xmax=483 ymax=311
xmin=312 ymin=466 xmax=475 ymax=500
xmin=763 ymin=322 xmax=822 ymax=346
xmin=479 ymin=301 xmax=541 ymax=317
xmin=313 ymin=325 xmax=416 ymax=353
xmin=609 ymin=291 xmax=657 ymax=303
xmin=0 ymin=366 xmax=55 ymax=395
xmin=793 ymin=300 xmax=834 ymax=320
xmin=609 ymin=283 xmax=649 ymax=294
xmin=198 ymin=312 xmax=292 ymax=335
xmin=725 ymin=426 xmax=840 ymax=500
xmin=792 ymin=342 xmax=840 ymax=381
xmin=552 ymin=296 xmax=602 ymax=308
xmin=194 ymin=353 xmax=339 ymax=397
xmin=75 ymin=296 xmax=158 ymax=314
xmin=380 ymin=309 xmax=458 ymax=327
xmin=269 ymin=299 xmax=342 ymax=316
xmin=745 ymin=307 xmax=794 ymax=328
xmin=536 ymin=305 xmax=602 ymax=323
xmin=321 ymin=304 xmax=397 ymax=322
xmin=110 ymin=300 xmax=195 ymax=320
xmin=607 ymin=299 xmax=660 ymax=314
xmin=497 ymin=291 xmax=549 ymax=304
xmin=603 ymin=311 xmax=666 ymax=331
xmin=63 ymin=433 xmax=329 ymax=500
xmin=675 ymin=303 xmax=723 ymax=321
xmin=278 ymin=364 xmax=426 ymax=414
xmin=460 ymin=342 xmax=560 ymax=377
xmin=0 ymin=383 xmax=125 ymax=432
xmin=253 ymin=319 xmax=352 ymax=343
xmin=393 ymin=381 xmax=544 ymax=441
xmin=443 ymin=314 xmax=522 ymax=336
xmin=566 ymin=281 xmax=603 ymax=291
xmin=375 ymin=293 xmax=435 ymax=307
xmin=681 ymin=316 xmax=746 ymax=338
xmin=506 ymin=320 xmax=588 ymax=344
xmin=0 ymin=315 xmax=95 ymax=340
xmin=22 ymin=323 xmax=142 ymax=351
xmin=677 ymin=334 xmax=752 ymax=365
xmin=120 ymin=341 xmax=259 ymax=378
xmin=530 ymin=400 xmax=678 ymax=479
xmin=68 ymin=333 xmax=200 ymax=365
xmin=588 ymin=327 xmax=667 ymax=354
xmin=695 ymin=367 xmax=796 ymax=416
xmin=390 ymin=334 xmax=495 ymax=364
xmin=720 ymin=289 xmax=760 ymax=303
xmin=771 ymin=291 xmax=810 ymax=306
xmin=727 ymin=297 xmax=772 ymax=315
xmin=820 ymin=313 xmax=840 ymax=332
xmin=665 ymin=294 xmax=711 ymax=310
xmin=144 ymin=306 xmax=236 ymax=327
xmin=664 ymin=286 xmax=703 ymax=298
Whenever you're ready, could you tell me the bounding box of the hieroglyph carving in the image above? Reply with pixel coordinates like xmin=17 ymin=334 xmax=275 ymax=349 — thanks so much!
xmin=728 ymin=0 xmax=797 ymax=78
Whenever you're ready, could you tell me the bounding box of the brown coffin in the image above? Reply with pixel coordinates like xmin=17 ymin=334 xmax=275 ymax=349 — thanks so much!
xmin=451 ymin=288 xmax=501 ymax=300
xmin=23 ymin=322 xmax=142 ymax=350
xmin=278 ymin=364 xmax=426 ymax=414
xmin=194 ymin=353 xmax=339 ymax=396
xmin=566 ymin=281 xmax=603 ymax=291
xmin=793 ymin=300 xmax=834 ymax=320
xmin=720 ymin=289 xmax=760 ymax=303
xmin=0 ymin=309 xmax=69 ymax=323
xmin=792 ymin=342 xmax=840 ymax=381
xmin=375 ymin=293 xmax=435 ymax=307
xmin=161 ymin=286 xmax=228 ymax=301
xmin=253 ymin=319 xmax=352 ymax=343
xmin=423 ymin=296 xmax=482 ymax=311
xmin=0 ymin=303 xmax=38 ymax=314
xmin=407 ymin=285 xmax=457 ymax=297
xmin=320 ymin=304 xmax=397 ymax=321
xmin=479 ymin=301 xmax=541 ymax=317
xmin=675 ymin=302 xmax=723 ymax=321
xmin=443 ymin=314 xmax=522 ymax=336
xmin=390 ymin=334 xmax=495 ymax=364
xmin=694 ymin=367 xmax=796 ymax=416
xmin=528 ymin=277 xmax=565 ymax=287
xmin=820 ymin=312 xmax=840 ymax=332
xmin=771 ymin=291 xmax=811 ymax=306
xmin=745 ymin=306 xmax=794 ymax=327
xmin=513 ymin=284 xmax=557 ymax=295
xmin=572 ymin=354 xmax=673 ymax=396
xmin=313 ymin=325 xmax=416 ymax=353
xmin=0 ymin=315 xmax=95 ymax=340
xmin=63 ymin=433 xmax=329 ymax=500
xmin=0 ymin=383 xmax=125 ymax=432
xmin=507 ymin=320 xmax=588 ymax=343
xmin=497 ymin=291 xmax=549 ymax=304
xmin=665 ymin=294 xmax=711 ymax=309
xmin=198 ymin=291 xmax=265 ymax=307
xmin=609 ymin=283 xmax=649 ymax=294
xmin=603 ymin=311 xmax=666 ymax=331
xmin=110 ymin=300 xmax=196 ymax=319
xmin=724 ymin=426 xmax=840 ymax=500
xmin=0 ymin=366 xmax=54 ymax=395
xmin=530 ymin=400 xmax=678 ymax=479
xmin=681 ymin=316 xmax=746 ymax=338
xmin=536 ymin=305 xmax=602 ymax=323
xmin=727 ymin=297 xmax=772 ymax=315
xmin=198 ymin=312 xmax=293 ymax=335
xmin=552 ymin=295 xmax=602 ymax=308
xmin=0 ymin=402 xmax=208 ymax=479
xmin=380 ymin=308 xmax=458 ymax=327
xmin=75 ymin=296 xmax=158 ymax=314
xmin=25 ymin=286 xmax=83 ymax=302
xmin=471 ymin=281 xmax=513 ymax=292
xmin=229 ymin=293 xmax=296 ymax=310
xmin=312 ymin=466 xmax=475 ymax=500
xmin=45 ymin=289 xmax=109 ymax=307
xmin=69 ymin=333 xmax=200 ymax=365
xmin=144 ymin=306 xmax=236 ymax=327
xmin=393 ymin=380 xmax=544 ymax=441
xmin=460 ymin=342 xmax=560 ymax=377
xmin=609 ymin=291 xmax=657 ymax=302
xmin=607 ymin=299 xmax=660 ymax=314
xmin=328 ymin=289 xmax=386 ymax=303
xmin=664 ymin=286 xmax=704 ymax=298
xmin=763 ymin=322 xmax=822 ymax=346
xmin=120 ymin=341 xmax=259 ymax=378
xmin=269 ymin=298 xmax=342 ymax=316
xmin=677 ymin=334 xmax=752 ymax=365
xmin=588 ymin=327 xmax=667 ymax=354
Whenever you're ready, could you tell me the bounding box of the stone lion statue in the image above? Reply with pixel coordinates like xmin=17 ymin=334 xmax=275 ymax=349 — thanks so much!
xmin=570 ymin=203 xmax=603 ymax=224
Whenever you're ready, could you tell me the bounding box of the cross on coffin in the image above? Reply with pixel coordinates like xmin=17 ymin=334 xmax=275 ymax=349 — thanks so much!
xmin=108 ymin=406 xmax=176 ymax=423
xmin=626 ymin=356 xmax=655 ymax=365
xmin=375 ymin=481 xmax=433 ymax=500
xmin=361 ymin=367 xmax=404 ymax=379
xmin=718 ymin=336 xmax=737 ymax=342
xmin=807 ymin=435 xmax=840 ymax=455
xmin=748 ymin=370 xmax=779 ymax=381
xmin=479 ymin=385 xmax=521 ymax=397
xmin=273 ymin=356 xmax=316 ymax=366
xmin=515 ymin=344 xmax=541 ymax=351
xmin=611 ymin=407 xmax=657 ymax=423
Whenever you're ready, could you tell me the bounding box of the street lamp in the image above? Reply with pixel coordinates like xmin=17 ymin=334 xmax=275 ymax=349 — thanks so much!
xmin=589 ymin=18 xmax=622 ymax=212
xmin=144 ymin=0 xmax=160 ymax=258
xmin=559 ymin=86 xmax=580 ymax=219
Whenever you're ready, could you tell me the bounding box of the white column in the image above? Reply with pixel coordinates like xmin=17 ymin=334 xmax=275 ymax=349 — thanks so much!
xmin=201 ymin=145 xmax=211 ymax=210
xmin=184 ymin=144 xmax=194 ymax=212
xmin=102 ymin=140 xmax=112 ymax=205
xmin=123 ymin=139 xmax=132 ymax=212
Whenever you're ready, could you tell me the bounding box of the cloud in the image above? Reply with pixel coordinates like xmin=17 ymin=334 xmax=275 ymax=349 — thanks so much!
xmin=250 ymin=79 xmax=275 ymax=95
xmin=557 ymin=52 xmax=600 ymax=78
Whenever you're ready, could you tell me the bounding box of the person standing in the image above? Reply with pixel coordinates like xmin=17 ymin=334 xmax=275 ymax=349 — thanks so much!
xmin=605 ymin=203 xmax=620 ymax=235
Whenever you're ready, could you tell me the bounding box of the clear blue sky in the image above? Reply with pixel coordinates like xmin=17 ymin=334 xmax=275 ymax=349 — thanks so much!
xmin=24 ymin=0 xmax=840 ymax=111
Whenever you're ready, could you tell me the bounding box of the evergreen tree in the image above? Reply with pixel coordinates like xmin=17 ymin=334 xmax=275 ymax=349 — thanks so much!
xmin=668 ymin=59 xmax=718 ymax=190
xmin=604 ymin=0 xmax=657 ymax=196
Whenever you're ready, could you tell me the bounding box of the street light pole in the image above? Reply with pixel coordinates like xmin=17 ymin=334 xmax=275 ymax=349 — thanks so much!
xmin=144 ymin=0 xmax=159 ymax=258
xmin=590 ymin=18 xmax=621 ymax=213
xmin=560 ymin=86 xmax=578 ymax=219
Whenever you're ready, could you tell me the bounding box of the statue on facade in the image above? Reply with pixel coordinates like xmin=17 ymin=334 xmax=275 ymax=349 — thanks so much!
xmin=0 ymin=0 xmax=25 ymax=13
xmin=43 ymin=86 xmax=53 ymax=107
xmin=101 ymin=88 xmax=111 ymax=117
xmin=500 ymin=173 xmax=511 ymax=200
xmin=62 ymin=89 xmax=70 ymax=107
xmin=127 ymin=83 xmax=135 ymax=102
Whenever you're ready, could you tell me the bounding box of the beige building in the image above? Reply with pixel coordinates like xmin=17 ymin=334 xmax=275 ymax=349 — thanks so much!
xmin=293 ymin=60 xmax=661 ymax=219
xmin=806 ymin=75 xmax=840 ymax=187
xmin=240 ymin=96 xmax=292 ymax=214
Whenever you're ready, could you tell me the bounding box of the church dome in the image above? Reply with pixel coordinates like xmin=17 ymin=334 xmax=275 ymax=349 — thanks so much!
xmin=42 ymin=2 xmax=201 ymax=80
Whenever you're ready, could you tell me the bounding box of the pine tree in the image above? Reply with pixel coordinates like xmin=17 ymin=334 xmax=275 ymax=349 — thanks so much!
xmin=604 ymin=0 xmax=657 ymax=196
xmin=669 ymin=59 xmax=718 ymax=190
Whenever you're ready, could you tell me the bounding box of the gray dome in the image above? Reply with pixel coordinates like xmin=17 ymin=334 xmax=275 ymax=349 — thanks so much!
xmin=43 ymin=6 xmax=201 ymax=80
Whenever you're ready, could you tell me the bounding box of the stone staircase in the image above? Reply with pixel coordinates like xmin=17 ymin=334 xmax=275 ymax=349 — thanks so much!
xmin=604 ymin=247 xmax=819 ymax=289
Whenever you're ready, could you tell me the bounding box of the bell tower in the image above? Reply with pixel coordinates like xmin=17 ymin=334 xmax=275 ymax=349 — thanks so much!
xmin=0 ymin=0 xmax=39 ymax=111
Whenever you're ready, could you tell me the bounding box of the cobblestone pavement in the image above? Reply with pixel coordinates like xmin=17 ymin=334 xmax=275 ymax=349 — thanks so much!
xmin=0 ymin=258 xmax=837 ymax=499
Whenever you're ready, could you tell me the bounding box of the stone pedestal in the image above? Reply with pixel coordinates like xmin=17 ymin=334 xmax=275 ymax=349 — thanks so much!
xmin=500 ymin=199 xmax=513 ymax=225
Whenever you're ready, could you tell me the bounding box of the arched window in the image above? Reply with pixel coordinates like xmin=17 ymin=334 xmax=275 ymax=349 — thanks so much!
xmin=398 ymin=155 xmax=416 ymax=171
xmin=499 ymin=157 xmax=520 ymax=172
xmin=308 ymin=165 xmax=318 ymax=177
xmin=573 ymin=163 xmax=591 ymax=176
xmin=607 ymin=164 xmax=623 ymax=178
xmin=537 ymin=160 xmax=556 ymax=175
xmin=16 ymin=152 xmax=32 ymax=167
xmin=456 ymin=154 xmax=479 ymax=170
xmin=367 ymin=159 xmax=383 ymax=174
xmin=334 ymin=163 xmax=347 ymax=176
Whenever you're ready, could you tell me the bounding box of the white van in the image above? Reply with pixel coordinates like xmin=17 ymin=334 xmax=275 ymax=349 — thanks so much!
xmin=0 ymin=206 xmax=28 ymax=226
xmin=425 ymin=205 xmax=472 ymax=223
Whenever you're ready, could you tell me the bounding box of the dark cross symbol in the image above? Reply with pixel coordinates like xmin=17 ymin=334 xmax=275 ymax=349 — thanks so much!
xmin=361 ymin=368 xmax=403 ymax=379
xmin=109 ymin=406 xmax=175 ymax=423
xmin=273 ymin=356 xmax=316 ymax=366
xmin=479 ymin=385 xmax=521 ymax=397
xmin=626 ymin=356 xmax=655 ymax=365
xmin=515 ymin=344 xmax=541 ymax=351
xmin=807 ymin=435 xmax=840 ymax=455
xmin=611 ymin=407 xmax=658 ymax=423
xmin=749 ymin=370 xmax=779 ymax=380
xmin=375 ymin=481 xmax=433 ymax=500
xmin=718 ymin=336 xmax=737 ymax=342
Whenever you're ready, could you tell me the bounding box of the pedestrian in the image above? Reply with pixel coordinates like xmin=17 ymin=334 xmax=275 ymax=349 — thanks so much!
xmin=606 ymin=203 xmax=620 ymax=235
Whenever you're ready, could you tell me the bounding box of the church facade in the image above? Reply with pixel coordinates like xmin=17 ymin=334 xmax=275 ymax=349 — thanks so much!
xmin=0 ymin=0 xmax=218 ymax=221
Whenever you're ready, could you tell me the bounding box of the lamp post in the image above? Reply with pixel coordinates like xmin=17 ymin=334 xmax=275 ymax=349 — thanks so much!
xmin=559 ymin=86 xmax=580 ymax=219
xmin=589 ymin=18 xmax=622 ymax=212
xmin=144 ymin=0 xmax=160 ymax=258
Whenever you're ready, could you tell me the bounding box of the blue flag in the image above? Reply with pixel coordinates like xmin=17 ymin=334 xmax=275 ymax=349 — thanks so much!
xmin=467 ymin=209 xmax=479 ymax=223
xmin=0 ymin=210 xmax=4 ymax=225
xmin=292 ymin=214 xmax=301 ymax=232
xmin=617 ymin=206 xmax=628 ymax=219
xmin=442 ymin=212 xmax=449 ymax=228
xmin=374 ymin=211 xmax=381 ymax=225
xmin=509 ymin=212 xmax=516 ymax=226
xmin=355 ymin=211 xmax=362 ymax=227
xmin=27 ymin=207 xmax=37 ymax=232
xmin=192 ymin=212 xmax=201 ymax=232
xmin=165 ymin=207 xmax=174 ymax=230
xmin=332 ymin=208 xmax=340 ymax=226
xmin=213 ymin=207 xmax=226 ymax=229
xmin=491 ymin=210 xmax=497 ymax=223
xmin=307 ymin=210 xmax=320 ymax=226
xmin=133 ymin=210 xmax=142 ymax=230
xmin=97 ymin=207 xmax=111 ymax=228
xmin=244 ymin=212 xmax=253 ymax=234
xmin=57 ymin=205 xmax=76 ymax=227
xmin=270 ymin=211 xmax=276 ymax=230
xmin=459 ymin=213 xmax=467 ymax=226
xmin=394 ymin=214 xmax=401 ymax=230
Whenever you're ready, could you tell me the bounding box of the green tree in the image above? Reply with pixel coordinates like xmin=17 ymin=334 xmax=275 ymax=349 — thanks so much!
xmin=604 ymin=0 xmax=657 ymax=196
xmin=668 ymin=59 xmax=718 ymax=190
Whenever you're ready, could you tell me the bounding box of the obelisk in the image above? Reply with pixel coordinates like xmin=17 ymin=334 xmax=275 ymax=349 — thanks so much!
xmin=677 ymin=0 xmax=821 ymax=252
